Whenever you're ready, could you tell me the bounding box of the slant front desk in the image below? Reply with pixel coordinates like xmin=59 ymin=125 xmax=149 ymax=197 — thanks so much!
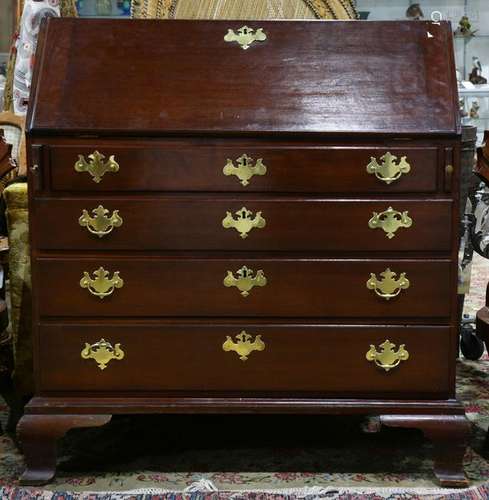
xmin=21 ymin=18 xmax=467 ymax=486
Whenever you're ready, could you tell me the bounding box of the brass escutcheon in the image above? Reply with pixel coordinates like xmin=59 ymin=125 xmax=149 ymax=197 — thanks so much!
xmin=366 ymin=268 xmax=410 ymax=300
xmin=222 ymin=331 xmax=265 ymax=361
xmin=80 ymin=267 xmax=124 ymax=299
xmin=223 ymin=265 xmax=267 ymax=297
xmin=224 ymin=26 xmax=267 ymax=50
xmin=223 ymin=154 xmax=267 ymax=186
xmin=222 ymin=206 xmax=266 ymax=238
xmin=368 ymin=206 xmax=413 ymax=239
xmin=79 ymin=205 xmax=123 ymax=238
xmin=81 ymin=338 xmax=125 ymax=370
xmin=366 ymin=340 xmax=409 ymax=372
xmin=74 ymin=151 xmax=119 ymax=183
xmin=366 ymin=152 xmax=411 ymax=184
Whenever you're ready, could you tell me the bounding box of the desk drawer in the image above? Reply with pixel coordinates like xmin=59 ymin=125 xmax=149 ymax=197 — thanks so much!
xmin=36 ymin=258 xmax=452 ymax=319
xmin=38 ymin=323 xmax=451 ymax=397
xmin=33 ymin=198 xmax=452 ymax=252
xmin=46 ymin=143 xmax=439 ymax=193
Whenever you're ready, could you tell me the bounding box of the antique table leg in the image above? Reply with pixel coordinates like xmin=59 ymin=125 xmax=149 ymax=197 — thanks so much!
xmin=381 ymin=414 xmax=470 ymax=487
xmin=17 ymin=414 xmax=111 ymax=485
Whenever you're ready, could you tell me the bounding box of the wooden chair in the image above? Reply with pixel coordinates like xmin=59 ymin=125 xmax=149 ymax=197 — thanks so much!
xmin=0 ymin=111 xmax=26 ymax=178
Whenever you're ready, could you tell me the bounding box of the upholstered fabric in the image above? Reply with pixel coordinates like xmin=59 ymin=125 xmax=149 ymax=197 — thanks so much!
xmin=4 ymin=0 xmax=77 ymax=114
xmin=3 ymin=182 xmax=32 ymax=394
xmin=12 ymin=0 xmax=61 ymax=115
xmin=132 ymin=0 xmax=357 ymax=20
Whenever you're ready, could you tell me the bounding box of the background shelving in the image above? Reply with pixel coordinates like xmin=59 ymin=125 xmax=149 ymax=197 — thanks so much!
xmin=356 ymin=0 xmax=489 ymax=143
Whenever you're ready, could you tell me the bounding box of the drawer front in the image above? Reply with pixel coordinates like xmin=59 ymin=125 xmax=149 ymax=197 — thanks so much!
xmin=47 ymin=144 xmax=438 ymax=193
xmin=36 ymin=258 xmax=452 ymax=319
xmin=38 ymin=323 xmax=451 ymax=396
xmin=33 ymin=198 xmax=452 ymax=252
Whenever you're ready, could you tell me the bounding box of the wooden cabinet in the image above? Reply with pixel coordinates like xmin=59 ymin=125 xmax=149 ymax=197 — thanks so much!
xmin=20 ymin=18 xmax=469 ymax=487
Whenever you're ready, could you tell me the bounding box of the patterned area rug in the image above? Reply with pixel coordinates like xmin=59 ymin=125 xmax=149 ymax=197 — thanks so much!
xmin=0 ymin=256 xmax=488 ymax=499
xmin=1 ymin=368 xmax=489 ymax=500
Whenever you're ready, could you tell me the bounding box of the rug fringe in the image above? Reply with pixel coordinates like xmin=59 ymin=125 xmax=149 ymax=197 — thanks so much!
xmin=4 ymin=480 xmax=487 ymax=500
xmin=183 ymin=478 xmax=219 ymax=492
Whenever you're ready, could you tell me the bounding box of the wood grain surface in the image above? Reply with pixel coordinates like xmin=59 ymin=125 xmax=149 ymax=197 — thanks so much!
xmin=28 ymin=19 xmax=459 ymax=136
xmin=46 ymin=142 xmax=439 ymax=193
xmin=38 ymin=323 xmax=451 ymax=396
xmin=36 ymin=257 xmax=451 ymax=318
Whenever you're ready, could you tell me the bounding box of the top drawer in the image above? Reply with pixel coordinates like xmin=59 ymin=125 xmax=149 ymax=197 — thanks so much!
xmin=43 ymin=142 xmax=440 ymax=193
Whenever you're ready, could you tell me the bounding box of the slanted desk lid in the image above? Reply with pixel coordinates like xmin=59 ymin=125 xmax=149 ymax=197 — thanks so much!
xmin=28 ymin=18 xmax=459 ymax=137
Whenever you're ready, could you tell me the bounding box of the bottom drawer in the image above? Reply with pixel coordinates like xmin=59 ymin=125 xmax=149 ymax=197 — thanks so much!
xmin=38 ymin=323 xmax=452 ymax=397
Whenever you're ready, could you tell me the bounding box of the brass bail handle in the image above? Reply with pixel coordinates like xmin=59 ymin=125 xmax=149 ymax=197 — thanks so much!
xmin=74 ymin=151 xmax=119 ymax=183
xmin=81 ymin=338 xmax=125 ymax=370
xmin=79 ymin=205 xmax=123 ymax=238
xmin=368 ymin=206 xmax=413 ymax=239
xmin=366 ymin=340 xmax=409 ymax=372
xmin=80 ymin=267 xmax=124 ymax=299
xmin=366 ymin=269 xmax=410 ymax=300
xmin=366 ymin=152 xmax=411 ymax=184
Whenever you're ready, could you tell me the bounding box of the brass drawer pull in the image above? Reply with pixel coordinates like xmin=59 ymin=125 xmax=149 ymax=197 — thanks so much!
xmin=80 ymin=267 xmax=124 ymax=299
xmin=223 ymin=154 xmax=267 ymax=186
xmin=366 ymin=152 xmax=411 ymax=184
xmin=224 ymin=265 xmax=267 ymax=297
xmin=368 ymin=206 xmax=412 ymax=239
xmin=81 ymin=338 xmax=125 ymax=370
xmin=366 ymin=340 xmax=409 ymax=372
xmin=74 ymin=151 xmax=119 ymax=183
xmin=366 ymin=268 xmax=410 ymax=300
xmin=224 ymin=26 xmax=267 ymax=50
xmin=222 ymin=331 xmax=265 ymax=361
xmin=222 ymin=206 xmax=266 ymax=238
xmin=79 ymin=205 xmax=123 ymax=238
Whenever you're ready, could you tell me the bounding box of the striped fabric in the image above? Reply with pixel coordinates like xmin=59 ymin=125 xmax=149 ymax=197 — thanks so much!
xmin=132 ymin=0 xmax=357 ymax=20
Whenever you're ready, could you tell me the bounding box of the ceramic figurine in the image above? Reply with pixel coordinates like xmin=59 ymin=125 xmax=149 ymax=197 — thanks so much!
xmin=469 ymin=57 xmax=487 ymax=85
xmin=454 ymin=16 xmax=477 ymax=37
xmin=406 ymin=3 xmax=424 ymax=20
xmin=470 ymin=101 xmax=480 ymax=119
